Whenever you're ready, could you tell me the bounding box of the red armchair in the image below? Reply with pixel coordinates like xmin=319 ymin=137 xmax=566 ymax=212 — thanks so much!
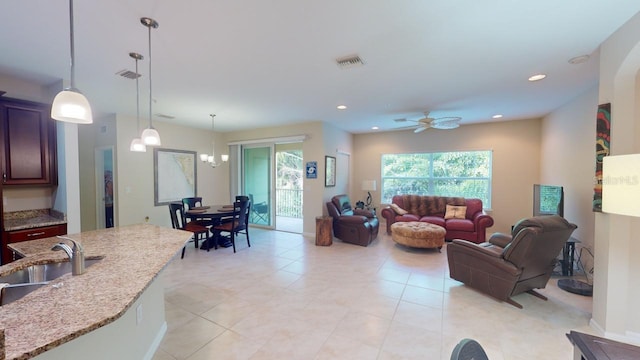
xmin=326 ymin=195 xmax=379 ymax=246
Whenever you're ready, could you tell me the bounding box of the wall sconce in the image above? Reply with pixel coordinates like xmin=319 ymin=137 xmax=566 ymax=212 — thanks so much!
xmin=200 ymin=114 xmax=228 ymax=167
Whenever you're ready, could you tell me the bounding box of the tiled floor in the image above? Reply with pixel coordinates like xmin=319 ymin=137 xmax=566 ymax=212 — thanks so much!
xmin=153 ymin=228 xmax=593 ymax=360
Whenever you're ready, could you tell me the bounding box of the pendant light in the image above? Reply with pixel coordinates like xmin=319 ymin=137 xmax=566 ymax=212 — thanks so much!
xmin=140 ymin=17 xmax=161 ymax=146
xmin=200 ymin=114 xmax=229 ymax=167
xmin=51 ymin=0 xmax=93 ymax=124
xmin=128 ymin=52 xmax=146 ymax=152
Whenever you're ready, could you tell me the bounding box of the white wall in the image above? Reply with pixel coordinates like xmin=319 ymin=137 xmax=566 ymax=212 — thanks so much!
xmin=114 ymin=116 xmax=228 ymax=229
xmin=322 ymin=122 xmax=353 ymax=213
xmin=592 ymin=11 xmax=640 ymax=343
xmin=540 ymin=86 xmax=598 ymax=274
xmin=353 ymin=119 xmax=542 ymax=235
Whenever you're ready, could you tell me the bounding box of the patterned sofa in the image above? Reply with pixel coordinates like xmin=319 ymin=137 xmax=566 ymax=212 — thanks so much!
xmin=380 ymin=195 xmax=494 ymax=244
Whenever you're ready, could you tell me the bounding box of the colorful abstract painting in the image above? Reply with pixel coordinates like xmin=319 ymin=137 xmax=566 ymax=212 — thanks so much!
xmin=593 ymin=103 xmax=611 ymax=212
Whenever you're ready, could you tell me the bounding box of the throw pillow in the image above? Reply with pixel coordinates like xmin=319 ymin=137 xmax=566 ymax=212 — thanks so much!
xmin=390 ymin=203 xmax=408 ymax=215
xmin=445 ymin=204 xmax=467 ymax=219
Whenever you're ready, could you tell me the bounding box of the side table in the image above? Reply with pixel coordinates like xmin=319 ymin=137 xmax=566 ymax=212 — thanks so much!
xmin=315 ymin=216 xmax=333 ymax=246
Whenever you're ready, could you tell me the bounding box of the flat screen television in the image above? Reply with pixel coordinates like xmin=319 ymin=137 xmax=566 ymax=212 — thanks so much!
xmin=533 ymin=184 xmax=564 ymax=217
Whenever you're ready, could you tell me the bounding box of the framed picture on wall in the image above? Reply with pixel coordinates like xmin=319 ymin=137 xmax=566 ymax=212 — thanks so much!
xmin=154 ymin=148 xmax=197 ymax=205
xmin=325 ymin=155 xmax=336 ymax=187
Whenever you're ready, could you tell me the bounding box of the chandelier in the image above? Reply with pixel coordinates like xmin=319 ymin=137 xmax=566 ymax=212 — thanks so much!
xmin=200 ymin=114 xmax=228 ymax=167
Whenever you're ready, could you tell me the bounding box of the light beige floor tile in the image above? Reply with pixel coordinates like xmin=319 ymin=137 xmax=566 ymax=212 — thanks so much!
xmin=401 ymin=284 xmax=445 ymax=309
xmin=187 ymin=330 xmax=263 ymax=360
xmin=156 ymin=228 xmax=592 ymax=360
xmin=159 ymin=316 xmax=226 ymax=359
xmin=380 ymin=322 xmax=442 ymax=359
xmin=332 ymin=310 xmax=391 ymax=347
xmin=151 ymin=349 xmax=176 ymax=360
xmin=200 ymin=298 xmax=259 ymax=328
xmin=314 ymin=333 xmax=380 ymax=360
xmin=250 ymin=326 xmax=332 ymax=359
xmin=393 ymin=300 xmax=443 ymax=332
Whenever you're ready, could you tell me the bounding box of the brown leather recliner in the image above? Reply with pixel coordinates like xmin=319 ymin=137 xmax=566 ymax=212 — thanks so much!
xmin=326 ymin=194 xmax=379 ymax=246
xmin=447 ymin=215 xmax=577 ymax=308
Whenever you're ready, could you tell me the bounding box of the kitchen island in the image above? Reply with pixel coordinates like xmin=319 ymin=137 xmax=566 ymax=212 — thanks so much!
xmin=0 ymin=224 xmax=191 ymax=360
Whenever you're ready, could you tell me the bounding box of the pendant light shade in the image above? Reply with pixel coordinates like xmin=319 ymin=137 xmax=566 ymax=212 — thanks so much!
xmin=130 ymin=138 xmax=147 ymax=152
xmin=51 ymin=0 xmax=93 ymax=124
xmin=142 ymin=127 xmax=161 ymax=146
xmin=128 ymin=52 xmax=146 ymax=152
xmin=51 ymin=89 xmax=92 ymax=123
xmin=141 ymin=17 xmax=161 ymax=146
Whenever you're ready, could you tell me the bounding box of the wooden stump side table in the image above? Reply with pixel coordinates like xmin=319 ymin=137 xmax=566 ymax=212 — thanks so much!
xmin=315 ymin=217 xmax=333 ymax=246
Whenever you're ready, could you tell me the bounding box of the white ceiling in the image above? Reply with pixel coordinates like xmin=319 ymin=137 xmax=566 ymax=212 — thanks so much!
xmin=1 ymin=1 xmax=639 ymax=134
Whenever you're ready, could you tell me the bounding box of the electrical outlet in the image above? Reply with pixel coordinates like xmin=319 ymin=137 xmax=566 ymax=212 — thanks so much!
xmin=145 ymin=216 xmax=149 ymax=223
xmin=136 ymin=304 xmax=143 ymax=325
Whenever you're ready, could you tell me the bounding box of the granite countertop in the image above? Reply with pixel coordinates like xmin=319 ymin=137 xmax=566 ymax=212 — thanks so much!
xmin=0 ymin=224 xmax=191 ymax=360
xmin=3 ymin=209 xmax=67 ymax=231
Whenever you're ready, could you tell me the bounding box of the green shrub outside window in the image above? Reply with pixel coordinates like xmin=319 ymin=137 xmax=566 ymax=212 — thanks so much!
xmin=381 ymin=150 xmax=492 ymax=207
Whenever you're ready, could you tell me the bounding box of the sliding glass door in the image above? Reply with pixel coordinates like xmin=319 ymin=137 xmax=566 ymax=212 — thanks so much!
xmin=243 ymin=145 xmax=273 ymax=227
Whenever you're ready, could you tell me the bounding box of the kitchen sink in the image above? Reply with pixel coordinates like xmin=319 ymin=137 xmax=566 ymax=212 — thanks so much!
xmin=0 ymin=258 xmax=103 ymax=306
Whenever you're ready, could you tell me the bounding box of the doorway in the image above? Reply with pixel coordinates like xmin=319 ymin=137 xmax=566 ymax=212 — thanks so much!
xmin=238 ymin=140 xmax=304 ymax=233
xmin=274 ymin=143 xmax=303 ymax=233
xmin=95 ymin=146 xmax=115 ymax=229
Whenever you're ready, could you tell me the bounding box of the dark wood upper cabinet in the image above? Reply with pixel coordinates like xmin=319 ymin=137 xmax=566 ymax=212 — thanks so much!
xmin=0 ymin=97 xmax=57 ymax=186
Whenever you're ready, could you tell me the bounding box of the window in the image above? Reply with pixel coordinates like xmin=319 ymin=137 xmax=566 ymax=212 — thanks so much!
xmin=381 ymin=150 xmax=492 ymax=207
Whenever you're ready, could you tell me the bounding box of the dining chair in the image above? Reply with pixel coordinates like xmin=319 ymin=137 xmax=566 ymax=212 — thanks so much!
xmin=168 ymin=202 xmax=211 ymax=258
xmin=182 ymin=196 xmax=212 ymax=244
xmin=210 ymin=198 xmax=251 ymax=253
xmin=182 ymin=197 xmax=203 ymax=211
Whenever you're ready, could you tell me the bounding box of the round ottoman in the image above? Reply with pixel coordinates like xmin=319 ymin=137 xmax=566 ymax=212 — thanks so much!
xmin=391 ymin=222 xmax=446 ymax=250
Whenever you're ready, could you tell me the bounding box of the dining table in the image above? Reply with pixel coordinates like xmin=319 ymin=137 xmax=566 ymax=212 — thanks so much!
xmin=185 ymin=204 xmax=236 ymax=249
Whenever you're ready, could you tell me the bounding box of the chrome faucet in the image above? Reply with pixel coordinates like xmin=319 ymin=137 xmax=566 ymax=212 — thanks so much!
xmin=52 ymin=236 xmax=85 ymax=275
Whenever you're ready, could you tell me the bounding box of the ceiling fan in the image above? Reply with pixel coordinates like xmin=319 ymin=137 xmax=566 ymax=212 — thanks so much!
xmin=395 ymin=111 xmax=462 ymax=133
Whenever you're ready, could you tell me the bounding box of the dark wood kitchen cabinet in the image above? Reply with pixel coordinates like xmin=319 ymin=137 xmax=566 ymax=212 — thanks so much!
xmin=0 ymin=97 xmax=57 ymax=186
xmin=2 ymin=224 xmax=67 ymax=264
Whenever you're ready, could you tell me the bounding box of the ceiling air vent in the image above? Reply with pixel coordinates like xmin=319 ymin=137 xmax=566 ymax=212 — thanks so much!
xmin=155 ymin=113 xmax=175 ymax=120
xmin=336 ymin=55 xmax=364 ymax=69
xmin=115 ymin=69 xmax=141 ymax=79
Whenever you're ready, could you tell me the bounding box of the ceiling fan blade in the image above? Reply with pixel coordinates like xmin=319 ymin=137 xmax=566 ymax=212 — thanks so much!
xmin=431 ymin=117 xmax=461 ymax=130
xmin=414 ymin=126 xmax=427 ymax=133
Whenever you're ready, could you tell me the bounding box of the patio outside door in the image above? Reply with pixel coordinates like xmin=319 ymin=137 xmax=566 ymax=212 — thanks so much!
xmin=243 ymin=145 xmax=273 ymax=227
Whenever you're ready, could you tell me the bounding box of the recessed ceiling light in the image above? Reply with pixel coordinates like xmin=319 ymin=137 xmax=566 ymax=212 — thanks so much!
xmin=528 ymin=74 xmax=547 ymax=82
xmin=492 ymin=114 xmax=503 ymax=119
xmin=371 ymin=126 xmax=379 ymax=130
xmin=337 ymin=105 xmax=347 ymax=110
